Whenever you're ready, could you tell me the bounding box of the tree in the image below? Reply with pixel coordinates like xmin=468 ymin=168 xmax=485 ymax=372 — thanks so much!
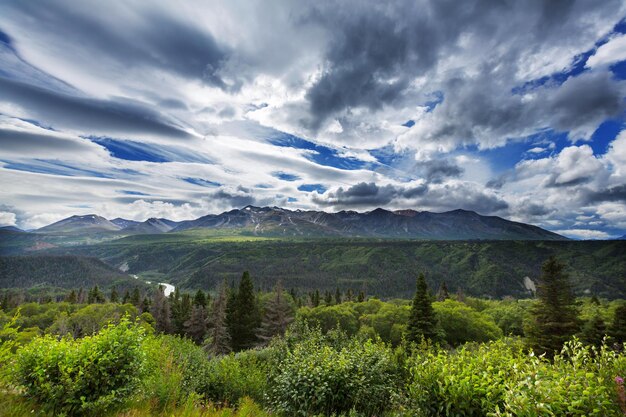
xmin=525 ymin=257 xmax=579 ymax=357
xmin=193 ymin=289 xmax=207 ymax=308
xmin=229 ymin=271 xmax=260 ymax=351
xmin=579 ymin=310 xmax=606 ymax=348
xmin=205 ymin=283 xmax=231 ymax=355
xmin=88 ymin=285 xmax=105 ymax=304
xmin=257 ymin=282 xmax=294 ymax=345
xmin=109 ymin=287 xmax=119 ymax=303
xmin=407 ymin=273 xmax=438 ymax=343
xmin=184 ymin=305 xmax=208 ymax=344
xmin=324 ymin=291 xmax=333 ymax=305
xmin=609 ymin=302 xmax=626 ymax=346
xmin=66 ymin=290 xmax=77 ymax=304
xmin=151 ymin=285 xmax=172 ymax=334
xmin=357 ymin=290 xmax=366 ymax=303
xmin=122 ymin=290 xmax=130 ymax=304
xmin=437 ymin=281 xmax=450 ymax=301
xmin=172 ymin=292 xmax=192 ymax=335
xmin=335 ymin=288 xmax=342 ymax=304
xmin=130 ymin=287 xmax=141 ymax=306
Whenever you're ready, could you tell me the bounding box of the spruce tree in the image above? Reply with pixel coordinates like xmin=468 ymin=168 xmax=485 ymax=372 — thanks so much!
xmin=172 ymin=292 xmax=192 ymax=335
xmin=151 ymin=285 xmax=172 ymax=334
xmin=110 ymin=287 xmax=119 ymax=303
xmin=230 ymin=271 xmax=260 ymax=351
xmin=408 ymin=273 xmax=438 ymax=343
xmin=609 ymin=302 xmax=626 ymax=346
xmin=357 ymin=290 xmax=365 ymax=302
xmin=257 ymin=282 xmax=294 ymax=345
xmin=122 ymin=289 xmax=130 ymax=304
xmin=206 ymin=283 xmax=231 ymax=355
xmin=88 ymin=285 xmax=105 ymax=303
xmin=525 ymin=257 xmax=579 ymax=357
xmin=324 ymin=291 xmax=332 ymax=305
xmin=66 ymin=290 xmax=77 ymax=304
xmin=437 ymin=281 xmax=450 ymax=301
xmin=130 ymin=287 xmax=141 ymax=306
xmin=193 ymin=289 xmax=207 ymax=308
xmin=184 ymin=305 xmax=208 ymax=344
xmin=335 ymin=288 xmax=342 ymax=304
xmin=579 ymin=310 xmax=606 ymax=348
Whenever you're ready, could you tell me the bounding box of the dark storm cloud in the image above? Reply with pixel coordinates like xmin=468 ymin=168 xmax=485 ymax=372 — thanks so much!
xmin=1 ymin=1 xmax=230 ymax=88
xmin=0 ymin=128 xmax=97 ymax=153
xmin=421 ymin=160 xmax=463 ymax=183
xmin=0 ymin=77 xmax=191 ymax=138
xmin=315 ymin=180 xmax=508 ymax=213
xmin=301 ymin=0 xmax=624 ymax=131
xmin=586 ymin=184 xmax=626 ymax=203
xmin=212 ymin=186 xmax=257 ymax=208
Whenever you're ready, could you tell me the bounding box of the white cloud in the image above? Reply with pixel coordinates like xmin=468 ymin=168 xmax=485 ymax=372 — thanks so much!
xmin=0 ymin=211 xmax=17 ymax=226
xmin=553 ymin=228 xmax=611 ymax=240
xmin=587 ymin=33 xmax=626 ymax=69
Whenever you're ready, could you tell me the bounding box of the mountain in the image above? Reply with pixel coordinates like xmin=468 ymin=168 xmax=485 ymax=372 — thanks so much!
xmin=0 ymin=226 xmax=25 ymax=233
xmin=37 ymin=214 xmax=121 ymax=234
xmin=173 ymin=206 xmax=565 ymax=240
xmin=110 ymin=218 xmax=140 ymax=229
xmin=124 ymin=218 xmax=177 ymax=234
xmin=618 ymin=235 xmax=626 ymax=240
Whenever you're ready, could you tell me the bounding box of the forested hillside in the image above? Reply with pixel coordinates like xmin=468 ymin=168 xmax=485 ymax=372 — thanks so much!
xmin=60 ymin=238 xmax=626 ymax=298
xmin=0 ymin=255 xmax=140 ymax=291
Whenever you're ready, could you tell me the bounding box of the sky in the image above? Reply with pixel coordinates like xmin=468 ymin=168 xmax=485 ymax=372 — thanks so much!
xmin=0 ymin=0 xmax=626 ymax=239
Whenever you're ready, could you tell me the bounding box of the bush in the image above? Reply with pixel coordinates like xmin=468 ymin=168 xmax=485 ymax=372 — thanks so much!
xmin=14 ymin=318 xmax=145 ymax=415
xmin=201 ymin=349 xmax=269 ymax=406
xmin=434 ymin=299 xmax=503 ymax=346
xmin=142 ymin=334 xmax=211 ymax=410
xmin=268 ymin=327 xmax=401 ymax=416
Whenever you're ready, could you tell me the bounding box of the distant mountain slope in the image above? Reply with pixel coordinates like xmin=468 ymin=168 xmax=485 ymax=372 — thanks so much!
xmin=0 ymin=226 xmax=25 ymax=233
xmin=37 ymin=215 xmax=121 ymax=234
xmin=123 ymin=218 xmax=177 ymax=234
xmin=0 ymin=255 xmax=140 ymax=290
xmin=173 ymin=206 xmax=565 ymax=240
xmin=110 ymin=218 xmax=140 ymax=229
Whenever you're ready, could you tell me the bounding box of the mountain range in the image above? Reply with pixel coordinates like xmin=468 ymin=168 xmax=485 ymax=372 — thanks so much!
xmin=30 ymin=206 xmax=566 ymax=240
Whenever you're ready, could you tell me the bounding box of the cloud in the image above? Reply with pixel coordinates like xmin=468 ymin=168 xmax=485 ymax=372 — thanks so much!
xmin=0 ymin=77 xmax=192 ymax=139
xmin=0 ymin=211 xmax=17 ymax=226
xmin=553 ymin=228 xmax=611 ymax=240
xmin=587 ymin=33 xmax=626 ymax=69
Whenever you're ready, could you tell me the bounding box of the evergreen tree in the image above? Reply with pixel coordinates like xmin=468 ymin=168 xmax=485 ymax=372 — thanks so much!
xmin=151 ymin=285 xmax=172 ymax=333
xmin=66 ymin=290 xmax=77 ymax=304
xmin=579 ymin=310 xmax=606 ymax=348
xmin=130 ymin=287 xmax=141 ymax=306
xmin=122 ymin=289 xmax=131 ymax=304
xmin=257 ymin=282 xmax=294 ymax=345
xmin=77 ymin=287 xmax=86 ymax=304
xmin=324 ymin=291 xmax=332 ymax=305
xmin=408 ymin=273 xmax=438 ymax=343
xmin=184 ymin=305 xmax=208 ymax=344
xmin=230 ymin=271 xmax=260 ymax=351
xmin=437 ymin=281 xmax=450 ymax=301
xmin=609 ymin=302 xmax=626 ymax=345
xmin=312 ymin=289 xmax=320 ymax=307
xmin=193 ymin=289 xmax=207 ymax=308
xmin=87 ymin=285 xmax=105 ymax=304
xmin=525 ymin=257 xmax=580 ymax=357
xmin=357 ymin=290 xmax=365 ymax=303
xmin=206 ymin=283 xmax=231 ymax=355
xmin=109 ymin=287 xmax=119 ymax=303
xmin=140 ymin=297 xmax=151 ymax=314
xmin=335 ymin=288 xmax=342 ymax=304
xmin=346 ymin=289 xmax=354 ymax=301
xmin=172 ymin=292 xmax=192 ymax=335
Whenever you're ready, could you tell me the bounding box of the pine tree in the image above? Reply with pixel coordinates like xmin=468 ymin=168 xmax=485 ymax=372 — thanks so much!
xmin=151 ymin=285 xmax=172 ymax=333
xmin=609 ymin=302 xmax=626 ymax=345
xmin=324 ymin=291 xmax=332 ymax=305
xmin=312 ymin=289 xmax=320 ymax=307
xmin=407 ymin=273 xmax=438 ymax=343
xmin=122 ymin=289 xmax=131 ymax=304
xmin=140 ymin=297 xmax=151 ymax=313
xmin=525 ymin=257 xmax=580 ymax=357
xmin=110 ymin=287 xmax=119 ymax=303
xmin=77 ymin=287 xmax=86 ymax=304
xmin=88 ymin=285 xmax=105 ymax=303
xmin=346 ymin=289 xmax=353 ymax=301
xmin=184 ymin=305 xmax=208 ymax=344
xmin=257 ymin=282 xmax=294 ymax=345
xmin=437 ymin=281 xmax=450 ymax=301
xmin=230 ymin=271 xmax=260 ymax=351
xmin=357 ymin=290 xmax=365 ymax=302
xmin=206 ymin=283 xmax=231 ymax=355
xmin=172 ymin=292 xmax=192 ymax=335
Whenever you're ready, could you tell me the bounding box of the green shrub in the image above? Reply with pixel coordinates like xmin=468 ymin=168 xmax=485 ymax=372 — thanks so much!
xmin=142 ymin=334 xmax=211 ymax=410
xmin=434 ymin=299 xmax=503 ymax=346
xmin=201 ymin=349 xmax=269 ymax=406
xmin=407 ymin=338 xmax=525 ymax=417
xmin=268 ymin=328 xmax=401 ymax=416
xmin=14 ymin=317 xmax=145 ymax=416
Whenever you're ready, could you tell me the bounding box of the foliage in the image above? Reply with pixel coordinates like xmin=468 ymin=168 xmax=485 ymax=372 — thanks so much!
xmin=408 ymin=338 xmax=626 ymax=417
xmin=268 ymin=326 xmax=401 ymax=416
xmin=433 ymin=299 xmax=503 ymax=346
xmin=229 ymin=271 xmax=260 ymax=351
xmin=525 ymin=256 xmax=580 ymax=356
xmin=14 ymin=318 xmax=145 ymax=415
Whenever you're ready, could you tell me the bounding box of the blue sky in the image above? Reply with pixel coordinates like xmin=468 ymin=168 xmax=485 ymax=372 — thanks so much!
xmin=0 ymin=1 xmax=626 ymax=239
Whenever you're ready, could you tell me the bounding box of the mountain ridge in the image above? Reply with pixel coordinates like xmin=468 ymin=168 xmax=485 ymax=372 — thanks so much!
xmin=33 ymin=206 xmax=566 ymax=240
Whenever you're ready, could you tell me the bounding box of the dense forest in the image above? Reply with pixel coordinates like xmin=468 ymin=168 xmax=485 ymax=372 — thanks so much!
xmin=4 ymin=238 xmax=624 ymax=298
xmin=1 ymin=257 xmax=625 ymax=416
